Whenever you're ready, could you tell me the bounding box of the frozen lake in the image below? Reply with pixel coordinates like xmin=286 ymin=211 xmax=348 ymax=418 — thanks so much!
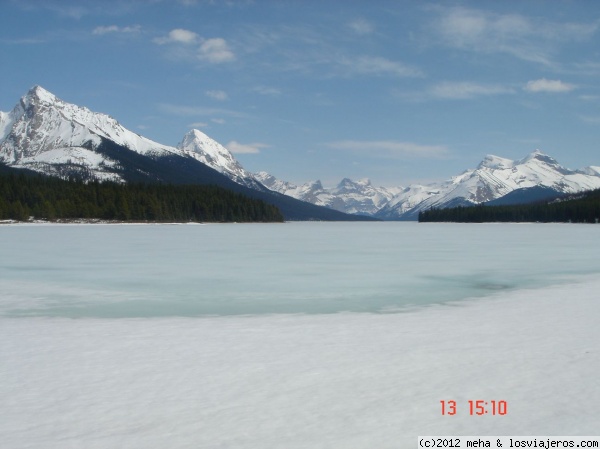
xmin=1 ymin=222 xmax=599 ymax=447
xmin=1 ymin=222 xmax=599 ymax=317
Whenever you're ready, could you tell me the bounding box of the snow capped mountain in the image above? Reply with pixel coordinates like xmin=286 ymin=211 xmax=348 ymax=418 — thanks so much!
xmin=580 ymin=166 xmax=600 ymax=176
xmin=0 ymin=109 xmax=19 ymax=142
xmin=255 ymin=173 xmax=328 ymax=205
xmin=1 ymin=86 xmax=180 ymax=158
xmin=332 ymin=178 xmax=403 ymax=214
xmin=477 ymin=154 xmax=515 ymax=170
xmin=2 ymin=86 xmax=599 ymax=221
xmin=0 ymin=85 xmax=372 ymax=221
xmin=255 ymin=172 xmax=401 ymax=216
xmin=376 ymin=150 xmax=600 ymax=220
xmin=0 ymin=86 xmax=261 ymax=189
xmin=177 ymin=129 xmax=265 ymax=190
xmin=0 ymin=86 xmax=182 ymax=182
xmin=258 ymin=150 xmax=600 ymax=220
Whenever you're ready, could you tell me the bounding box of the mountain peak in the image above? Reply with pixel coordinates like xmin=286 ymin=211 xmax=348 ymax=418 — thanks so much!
xmin=518 ymin=149 xmax=559 ymax=166
xmin=254 ymin=171 xmax=276 ymax=182
xmin=335 ymin=178 xmax=375 ymax=193
xmin=176 ymin=128 xmax=264 ymax=189
xmin=1 ymin=84 xmax=180 ymax=168
xmin=184 ymin=128 xmax=211 ymax=141
xmin=337 ymin=178 xmax=356 ymax=188
xmin=523 ymin=149 xmax=546 ymax=160
xmin=24 ymin=85 xmax=58 ymax=105
xmin=179 ymin=129 xmax=228 ymax=156
xmin=477 ymin=154 xmax=514 ymax=170
xmin=308 ymin=180 xmax=324 ymax=190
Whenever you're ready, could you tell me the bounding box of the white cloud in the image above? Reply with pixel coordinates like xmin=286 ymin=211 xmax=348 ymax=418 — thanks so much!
xmin=524 ymin=78 xmax=576 ymax=93
xmin=45 ymin=4 xmax=89 ymax=19
xmin=432 ymin=6 xmax=600 ymax=66
xmin=211 ymin=118 xmax=226 ymax=125
xmin=154 ymin=28 xmax=199 ymax=45
xmin=579 ymin=95 xmax=600 ymax=101
xmin=153 ymin=30 xmax=234 ymax=64
xmin=188 ymin=121 xmax=208 ymax=128
xmin=153 ymin=28 xmax=235 ymax=64
xmin=0 ymin=37 xmax=46 ymax=45
xmin=337 ymin=55 xmax=423 ymax=78
xmin=348 ymin=19 xmax=374 ymax=35
xmin=354 ymin=56 xmax=422 ymax=77
xmin=226 ymin=141 xmax=269 ymax=154
xmin=27 ymin=2 xmax=138 ymax=19
xmin=253 ymin=86 xmax=282 ymax=96
xmin=94 ymin=25 xmax=119 ymax=35
xmin=573 ymin=61 xmax=600 ymax=76
xmin=241 ymin=24 xmax=420 ymax=79
xmin=206 ymin=90 xmax=228 ymax=101
xmin=580 ymin=115 xmax=600 ymax=125
xmin=431 ymin=81 xmax=514 ymax=99
xmin=327 ymin=140 xmax=448 ymax=158
xmin=438 ymin=8 xmax=487 ymax=45
xmin=198 ymin=38 xmax=235 ymax=63
xmin=93 ymin=25 xmax=141 ymax=35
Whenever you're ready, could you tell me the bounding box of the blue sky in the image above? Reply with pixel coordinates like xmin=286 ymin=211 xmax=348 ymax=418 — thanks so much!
xmin=1 ymin=0 xmax=600 ymax=187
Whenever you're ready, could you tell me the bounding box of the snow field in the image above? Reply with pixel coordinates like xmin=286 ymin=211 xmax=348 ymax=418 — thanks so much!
xmin=1 ymin=276 xmax=599 ymax=448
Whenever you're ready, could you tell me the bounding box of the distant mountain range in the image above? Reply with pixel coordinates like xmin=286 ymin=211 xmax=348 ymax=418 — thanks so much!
xmin=376 ymin=151 xmax=600 ymax=220
xmin=2 ymin=86 xmax=600 ymax=220
xmin=254 ymin=173 xmax=402 ymax=216
xmin=257 ymin=151 xmax=600 ymax=219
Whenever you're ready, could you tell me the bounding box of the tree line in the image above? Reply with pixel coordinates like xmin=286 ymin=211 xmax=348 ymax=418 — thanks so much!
xmin=0 ymin=172 xmax=284 ymax=223
xmin=418 ymin=189 xmax=600 ymax=223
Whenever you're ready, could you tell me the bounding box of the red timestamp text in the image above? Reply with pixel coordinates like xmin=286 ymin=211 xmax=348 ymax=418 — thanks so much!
xmin=440 ymin=400 xmax=507 ymax=416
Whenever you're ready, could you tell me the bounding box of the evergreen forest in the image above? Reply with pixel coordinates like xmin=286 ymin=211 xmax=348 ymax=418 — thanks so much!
xmin=418 ymin=189 xmax=600 ymax=223
xmin=0 ymin=172 xmax=284 ymax=223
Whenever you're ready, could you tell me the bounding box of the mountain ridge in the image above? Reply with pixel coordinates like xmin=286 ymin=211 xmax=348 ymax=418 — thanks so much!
xmin=2 ymin=86 xmax=599 ymax=221
xmin=257 ymin=149 xmax=600 ymax=220
xmin=376 ymin=149 xmax=600 ymax=219
xmin=0 ymin=86 xmax=373 ymax=221
xmin=255 ymin=172 xmax=401 ymax=216
xmin=177 ymin=129 xmax=266 ymax=190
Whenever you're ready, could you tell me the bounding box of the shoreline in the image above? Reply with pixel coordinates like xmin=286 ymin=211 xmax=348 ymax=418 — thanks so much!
xmin=0 ymin=218 xmax=287 ymax=225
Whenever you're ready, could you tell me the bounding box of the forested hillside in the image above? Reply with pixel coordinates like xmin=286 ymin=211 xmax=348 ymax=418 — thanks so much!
xmin=0 ymin=172 xmax=284 ymax=223
xmin=419 ymin=189 xmax=600 ymax=223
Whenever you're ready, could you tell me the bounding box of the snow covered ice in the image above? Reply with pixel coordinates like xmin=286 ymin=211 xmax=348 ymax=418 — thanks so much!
xmin=1 ymin=222 xmax=599 ymax=448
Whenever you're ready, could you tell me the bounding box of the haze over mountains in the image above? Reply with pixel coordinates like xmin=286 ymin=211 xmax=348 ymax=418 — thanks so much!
xmin=2 ymin=86 xmax=600 ymax=220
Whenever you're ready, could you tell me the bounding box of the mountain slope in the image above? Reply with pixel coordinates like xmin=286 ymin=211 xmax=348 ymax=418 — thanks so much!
xmin=0 ymin=167 xmax=284 ymax=223
xmin=0 ymin=86 xmax=371 ymax=221
xmin=177 ymin=129 xmax=266 ymax=190
xmin=0 ymin=86 xmax=182 ymax=182
xmin=4 ymin=86 xmax=597 ymax=222
xmin=376 ymin=150 xmax=600 ymax=220
xmin=256 ymin=151 xmax=600 ymax=220
xmin=255 ymin=172 xmax=401 ymax=216
xmin=419 ymin=188 xmax=600 ymax=223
